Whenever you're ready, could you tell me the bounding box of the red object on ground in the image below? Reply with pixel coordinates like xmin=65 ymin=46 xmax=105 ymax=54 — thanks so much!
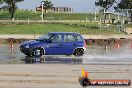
xmin=84 ymin=41 xmax=87 ymax=49
xmin=115 ymin=43 xmax=120 ymax=48
xmin=9 ymin=42 xmax=14 ymax=49
xmin=130 ymin=43 xmax=132 ymax=48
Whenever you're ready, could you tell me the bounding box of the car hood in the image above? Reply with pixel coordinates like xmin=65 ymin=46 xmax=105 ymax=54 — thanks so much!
xmin=21 ymin=40 xmax=48 ymax=46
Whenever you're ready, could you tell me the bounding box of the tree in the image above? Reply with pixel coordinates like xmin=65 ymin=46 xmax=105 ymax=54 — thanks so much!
xmin=4 ymin=0 xmax=24 ymax=20
xmin=0 ymin=0 xmax=4 ymax=11
xmin=42 ymin=0 xmax=53 ymax=13
xmin=115 ymin=0 xmax=132 ymax=22
xmin=0 ymin=0 xmax=3 ymax=7
xmin=95 ymin=0 xmax=116 ymax=23
xmin=0 ymin=0 xmax=3 ymax=4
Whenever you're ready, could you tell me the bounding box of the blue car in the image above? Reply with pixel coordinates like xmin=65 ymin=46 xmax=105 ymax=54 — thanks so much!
xmin=20 ymin=32 xmax=86 ymax=57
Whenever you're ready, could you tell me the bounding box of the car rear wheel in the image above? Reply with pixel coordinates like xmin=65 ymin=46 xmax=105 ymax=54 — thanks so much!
xmin=73 ymin=48 xmax=84 ymax=56
xmin=33 ymin=48 xmax=43 ymax=57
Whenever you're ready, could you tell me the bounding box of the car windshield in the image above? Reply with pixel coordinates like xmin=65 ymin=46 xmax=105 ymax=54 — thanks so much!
xmin=37 ymin=34 xmax=52 ymax=41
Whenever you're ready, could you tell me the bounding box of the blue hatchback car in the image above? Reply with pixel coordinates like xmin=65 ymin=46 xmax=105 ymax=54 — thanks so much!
xmin=20 ymin=32 xmax=86 ymax=57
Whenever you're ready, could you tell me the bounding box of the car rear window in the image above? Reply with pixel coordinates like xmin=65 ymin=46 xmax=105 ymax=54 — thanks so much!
xmin=64 ymin=34 xmax=76 ymax=42
xmin=76 ymin=35 xmax=83 ymax=41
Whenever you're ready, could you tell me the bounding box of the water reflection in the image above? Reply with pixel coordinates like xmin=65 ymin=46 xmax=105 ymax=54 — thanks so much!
xmin=24 ymin=56 xmax=82 ymax=64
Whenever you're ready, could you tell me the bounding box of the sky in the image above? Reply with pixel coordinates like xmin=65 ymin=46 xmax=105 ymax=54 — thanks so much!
xmin=17 ymin=0 xmax=118 ymax=13
xmin=17 ymin=0 xmax=97 ymax=13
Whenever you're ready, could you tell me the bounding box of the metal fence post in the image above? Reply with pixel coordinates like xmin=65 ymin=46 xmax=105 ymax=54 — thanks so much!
xmin=28 ymin=18 xmax=29 ymax=24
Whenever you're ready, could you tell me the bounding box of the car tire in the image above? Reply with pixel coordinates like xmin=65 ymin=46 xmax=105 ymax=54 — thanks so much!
xmin=73 ymin=48 xmax=84 ymax=56
xmin=33 ymin=48 xmax=43 ymax=57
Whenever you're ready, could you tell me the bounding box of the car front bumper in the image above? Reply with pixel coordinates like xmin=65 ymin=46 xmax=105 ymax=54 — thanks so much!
xmin=20 ymin=45 xmax=33 ymax=56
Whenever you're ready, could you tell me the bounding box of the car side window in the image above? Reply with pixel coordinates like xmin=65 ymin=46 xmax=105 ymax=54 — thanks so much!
xmin=50 ymin=34 xmax=62 ymax=42
xmin=76 ymin=35 xmax=83 ymax=41
xmin=64 ymin=34 xmax=76 ymax=42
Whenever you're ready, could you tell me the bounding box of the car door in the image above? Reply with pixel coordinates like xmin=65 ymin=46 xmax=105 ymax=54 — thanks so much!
xmin=60 ymin=34 xmax=77 ymax=55
xmin=45 ymin=34 xmax=63 ymax=55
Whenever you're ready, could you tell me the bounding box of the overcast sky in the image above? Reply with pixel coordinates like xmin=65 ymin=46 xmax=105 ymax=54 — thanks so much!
xmin=17 ymin=0 xmax=117 ymax=13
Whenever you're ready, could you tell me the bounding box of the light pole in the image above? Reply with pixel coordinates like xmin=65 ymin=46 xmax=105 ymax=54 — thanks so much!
xmin=94 ymin=8 xmax=97 ymax=22
xmin=41 ymin=1 xmax=44 ymax=21
xmin=89 ymin=8 xmax=92 ymax=22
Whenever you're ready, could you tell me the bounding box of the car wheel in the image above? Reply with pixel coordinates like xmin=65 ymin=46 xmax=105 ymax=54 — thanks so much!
xmin=73 ymin=48 xmax=84 ymax=56
xmin=33 ymin=48 xmax=43 ymax=57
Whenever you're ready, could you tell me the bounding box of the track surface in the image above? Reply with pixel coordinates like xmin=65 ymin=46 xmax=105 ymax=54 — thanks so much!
xmin=0 ymin=44 xmax=132 ymax=88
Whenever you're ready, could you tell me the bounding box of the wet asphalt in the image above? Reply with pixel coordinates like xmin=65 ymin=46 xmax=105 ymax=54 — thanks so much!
xmin=0 ymin=43 xmax=132 ymax=64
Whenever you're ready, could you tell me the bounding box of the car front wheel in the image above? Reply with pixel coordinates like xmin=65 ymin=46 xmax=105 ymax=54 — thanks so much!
xmin=33 ymin=48 xmax=43 ymax=57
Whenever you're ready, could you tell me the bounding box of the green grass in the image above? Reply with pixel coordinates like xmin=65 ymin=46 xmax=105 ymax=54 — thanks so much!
xmin=0 ymin=10 xmax=130 ymax=23
xmin=0 ymin=10 xmax=41 ymax=20
xmin=0 ymin=10 xmax=99 ymax=20
xmin=0 ymin=10 xmax=130 ymax=35
xmin=0 ymin=23 xmax=121 ymax=34
xmin=0 ymin=10 xmax=131 ymax=21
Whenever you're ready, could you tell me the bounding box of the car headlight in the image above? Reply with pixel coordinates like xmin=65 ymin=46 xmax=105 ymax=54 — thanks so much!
xmin=25 ymin=44 xmax=29 ymax=48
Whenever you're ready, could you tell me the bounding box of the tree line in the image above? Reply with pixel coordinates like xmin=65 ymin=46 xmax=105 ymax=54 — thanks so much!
xmin=0 ymin=0 xmax=24 ymax=19
xmin=95 ymin=0 xmax=132 ymax=22
xmin=0 ymin=0 xmax=132 ymax=22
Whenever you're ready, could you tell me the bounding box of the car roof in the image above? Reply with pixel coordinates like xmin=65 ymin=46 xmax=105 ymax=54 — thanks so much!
xmin=48 ymin=32 xmax=80 ymax=35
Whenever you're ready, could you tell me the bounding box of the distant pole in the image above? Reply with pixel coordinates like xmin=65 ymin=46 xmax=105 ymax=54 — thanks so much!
xmin=127 ymin=9 xmax=129 ymax=21
xmin=109 ymin=13 xmax=110 ymax=23
xmin=28 ymin=18 xmax=29 ymax=24
xmin=95 ymin=9 xmax=97 ymax=22
xmin=118 ymin=12 xmax=120 ymax=20
xmin=35 ymin=9 xmax=36 ymax=13
xmin=104 ymin=8 xmax=105 ymax=23
xmin=100 ymin=15 xmax=101 ymax=23
xmin=57 ymin=1 xmax=60 ymax=13
xmin=42 ymin=2 xmax=44 ymax=21
xmin=89 ymin=8 xmax=92 ymax=22
xmin=57 ymin=6 xmax=59 ymax=13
